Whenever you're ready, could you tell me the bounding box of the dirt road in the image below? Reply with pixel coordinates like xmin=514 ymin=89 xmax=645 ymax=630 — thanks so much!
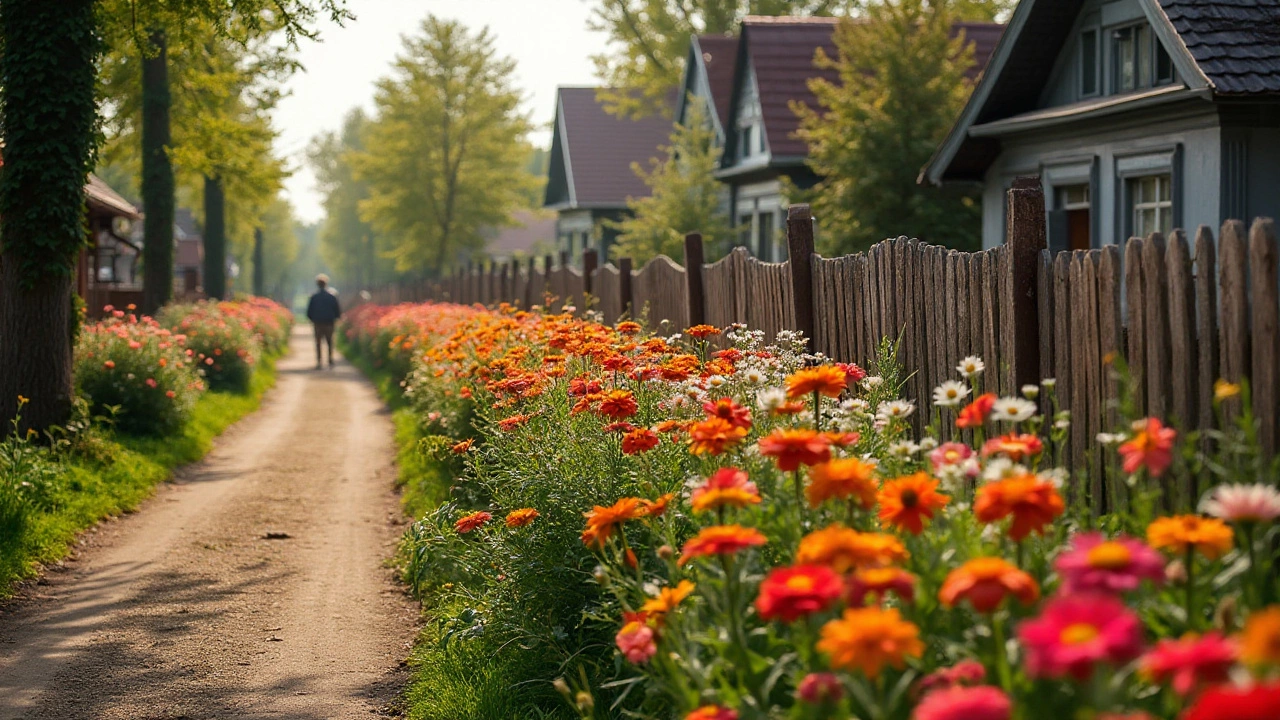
xmin=0 ymin=327 xmax=418 ymax=719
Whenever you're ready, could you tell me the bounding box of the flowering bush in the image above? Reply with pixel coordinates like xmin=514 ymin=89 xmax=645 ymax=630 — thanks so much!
xmin=158 ymin=299 xmax=291 ymax=392
xmin=74 ymin=307 xmax=203 ymax=436
xmin=349 ymin=301 xmax=1280 ymax=720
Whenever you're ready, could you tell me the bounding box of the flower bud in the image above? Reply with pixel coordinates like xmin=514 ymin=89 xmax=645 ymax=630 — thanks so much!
xmin=625 ymin=548 xmax=638 ymax=569
xmin=574 ymin=691 xmax=595 ymax=711
xmin=657 ymin=544 xmax=674 ymax=560
xmin=593 ymin=565 xmax=609 ymax=585
xmin=797 ymin=672 xmax=843 ymax=705
xmin=1166 ymin=559 xmax=1188 ymax=585
xmin=552 ymin=678 xmax=571 ymax=697
xmin=1215 ymin=594 xmax=1238 ymax=630
xmin=1021 ymin=384 xmax=1040 ymax=399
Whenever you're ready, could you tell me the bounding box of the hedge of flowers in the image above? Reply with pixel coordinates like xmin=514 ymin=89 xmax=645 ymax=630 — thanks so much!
xmin=345 ymin=300 xmax=1280 ymax=720
xmin=158 ymin=299 xmax=293 ymax=393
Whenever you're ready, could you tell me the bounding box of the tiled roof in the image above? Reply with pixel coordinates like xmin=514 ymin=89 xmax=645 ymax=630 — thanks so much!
xmin=696 ymin=34 xmax=740 ymax=129
xmin=485 ymin=209 xmax=557 ymax=255
xmin=84 ymin=174 xmax=141 ymax=220
xmin=555 ymin=87 xmax=674 ymax=208
xmin=1158 ymin=0 xmax=1280 ymax=94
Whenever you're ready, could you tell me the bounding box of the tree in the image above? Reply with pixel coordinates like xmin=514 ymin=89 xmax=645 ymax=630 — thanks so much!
xmin=139 ymin=31 xmax=176 ymax=314
xmin=610 ymin=99 xmax=732 ymax=264
xmin=354 ymin=17 xmax=535 ymax=277
xmin=0 ymin=0 xmax=347 ymax=434
xmin=591 ymin=0 xmax=854 ymax=118
xmin=794 ymin=0 xmax=987 ymax=254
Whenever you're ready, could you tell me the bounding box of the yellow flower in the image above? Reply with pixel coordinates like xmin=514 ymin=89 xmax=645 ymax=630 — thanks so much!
xmin=1146 ymin=515 xmax=1234 ymax=560
xmin=1214 ymin=379 xmax=1242 ymax=402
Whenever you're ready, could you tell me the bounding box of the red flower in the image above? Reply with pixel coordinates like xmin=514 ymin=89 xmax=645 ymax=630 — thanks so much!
xmin=678 ymin=525 xmax=767 ymax=565
xmin=621 ymin=428 xmax=660 ymax=455
xmin=703 ymin=397 xmax=752 ymax=429
xmin=835 ymin=362 xmax=867 ymax=383
xmin=685 ymin=706 xmax=737 ymax=720
xmin=956 ymin=393 xmax=997 ymax=428
xmin=913 ymin=686 xmax=1011 ymax=720
xmin=797 ymin=672 xmax=843 ymax=705
xmin=1182 ymin=682 xmax=1280 ymax=720
xmin=754 ymin=565 xmax=843 ymax=622
xmin=616 ymin=614 xmax=657 ymax=664
xmin=455 ymin=511 xmax=492 ymax=533
xmin=980 ymin=433 xmax=1044 ymax=462
xmin=597 ymin=389 xmax=638 ymax=420
xmin=691 ymin=467 xmax=761 ymax=512
xmin=1119 ymin=417 xmax=1177 ymax=477
xmin=688 ymin=417 xmax=749 ymax=455
xmin=498 ymin=414 xmax=532 ymax=431
xmin=759 ymin=429 xmax=831 ymax=471
xmin=1141 ymin=632 xmax=1237 ymax=696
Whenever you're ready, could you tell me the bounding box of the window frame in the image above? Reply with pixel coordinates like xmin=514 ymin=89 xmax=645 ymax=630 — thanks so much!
xmin=1110 ymin=22 xmax=1176 ymax=95
xmin=1128 ymin=174 xmax=1173 ymax=239
xmin=1115 ymin=146 xmax=1183 ymax=240
xmin=1080 ymin=26 xmax=1101 ymax=98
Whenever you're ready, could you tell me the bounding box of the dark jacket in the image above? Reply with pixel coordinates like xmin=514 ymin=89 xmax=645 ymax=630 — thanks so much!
xmin=307 ymin=289 xmax=342 ymax=324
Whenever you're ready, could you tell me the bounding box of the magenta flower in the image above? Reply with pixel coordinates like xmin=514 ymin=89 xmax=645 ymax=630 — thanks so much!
xmin=1054 ymin=533 xmax=1165 ymax=594
xmin=1140 ymin=632 xmax=1236 ymax=696
xmin=1017 ymin=594 xmax=1144 ymax=680
xmin=913 ymin=685 xmax=1011 ymax=720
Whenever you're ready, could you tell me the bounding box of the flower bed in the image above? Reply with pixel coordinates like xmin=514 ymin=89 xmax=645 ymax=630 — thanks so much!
xmin=158 ymin=299 xmax=293 ymax=393
xmin=346 ymin=301 xmax=1280 ymax=720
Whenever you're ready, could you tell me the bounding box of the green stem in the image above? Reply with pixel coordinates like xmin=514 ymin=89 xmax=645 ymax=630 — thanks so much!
xmin=1185 ymin=547 xmax=1197 ymax=630
xmin=794 ymin=469 xmax=806 ymax=527
xmin=992 ymin=613 xmax=1014 ymax=692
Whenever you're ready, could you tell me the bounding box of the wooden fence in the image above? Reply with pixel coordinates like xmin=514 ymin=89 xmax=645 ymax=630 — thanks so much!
xmin=369 ymin=178 xmax=1280 ymax=465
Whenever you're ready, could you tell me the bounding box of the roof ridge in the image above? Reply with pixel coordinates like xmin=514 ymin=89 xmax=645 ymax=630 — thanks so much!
xmin=741 ymin=15 xmax=842 ymax=25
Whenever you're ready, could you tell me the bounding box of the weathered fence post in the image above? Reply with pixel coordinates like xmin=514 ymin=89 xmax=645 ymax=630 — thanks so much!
xmin=683 ymin=233 xmax=706 ymax=329
xmin=525 ymin=256 xmax=537 ymax=309
xmin=1006 ymin=176 xmax=1047 ymax=391
xmin=501 ymin=261 xmax=513 ymax=305
xmin=583 ymin=248 xmax=599 ymax=310
xmin=619 ymin=257 xmax=634 ymax=319
xmin=786 ymin=205 xmax=816 ymax=351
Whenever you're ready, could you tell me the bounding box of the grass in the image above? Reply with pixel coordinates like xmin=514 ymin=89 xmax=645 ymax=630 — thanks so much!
xmin=0 ymin=359 xmax=279 ymax=596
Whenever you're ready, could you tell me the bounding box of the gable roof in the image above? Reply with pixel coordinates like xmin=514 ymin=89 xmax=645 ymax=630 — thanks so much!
xmin=924 ymin=0 xmax=1280 ymax=185
xmin=726 ymin=16 xmax=1004 ymax=167
xmin=485 ymin=209 xmax=557 ymax=256
xmin=678 ymin=34 xmax=741 ymax=134
xmin=542 ymin=87 xmax=674 ymax=211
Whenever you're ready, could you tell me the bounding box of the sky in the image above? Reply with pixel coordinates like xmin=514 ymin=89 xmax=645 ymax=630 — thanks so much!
xmin=274 ymin=0 xmax=612 ymax=224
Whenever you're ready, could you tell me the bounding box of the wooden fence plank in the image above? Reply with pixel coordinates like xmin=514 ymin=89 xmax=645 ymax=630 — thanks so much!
xmin=1166 ymin=231 xmax=1198 ymax=431
xmin=1053 ymin=252 xmax=1073 ymax=446
xmin=1250 ymin=218 xmax=1279 ymax=457
xmin=1194 ymin=226 xmax=1219 ymax=434
xmin=1069 ymin=253 xmax=1088 ymax=477
xmin=1082 ymin=251 xmax=1103 ymax=505
xmin=1098 ymin=246 xmax=1123 ymax=435
xmin=1124 ymin=238 xmax=1147 ymax=411
xmin=1037 ymin=249 xmax=1055 ymax=385
xmin=1219 ymin=220 xmax=1250 ymax=385
xmin=1142 ymin=233 xmax=1171 ymax=421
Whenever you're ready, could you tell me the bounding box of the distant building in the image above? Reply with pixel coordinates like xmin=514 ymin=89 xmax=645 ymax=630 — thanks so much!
xmin=78 ymin=174 xmax=143 ymax=315
xmin=130 ymin=207 xmax=206 ymax=298
xmin=542 ymin=87 xmax=674 ymax=260
xmin=924 ymin=0 xmax=1280 ymax=250
xmin=483 ymin=209 xmax=557 ymax=263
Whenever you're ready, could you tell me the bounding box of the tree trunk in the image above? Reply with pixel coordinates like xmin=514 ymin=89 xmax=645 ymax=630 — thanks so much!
xmin=203 ymin=174 xmax=227 ymax=300
xmin=252 ymin=227 xmax=265 ymax=296
xmin=0 ymin=0 xmax=98 ymax=435
xmin=141 ymin=30 xmax=175 ymax=314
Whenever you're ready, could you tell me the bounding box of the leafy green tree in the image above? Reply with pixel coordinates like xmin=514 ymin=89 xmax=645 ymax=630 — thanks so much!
xmin=354 ymin=17 xmax=536 ymax=277
xmin=591 ymin=0 xmax=854 ymax=118
xmin=0 ymin=0 xmax=346 ymax=434
xmin=610 ymin=99 xmax=732 ymax=264
xmin=795 ymin=0 xmax=986 ymax=254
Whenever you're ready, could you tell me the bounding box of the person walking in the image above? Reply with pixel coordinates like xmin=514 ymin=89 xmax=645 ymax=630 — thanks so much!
xmin=307 ymin=274 xmax=342 ymax=369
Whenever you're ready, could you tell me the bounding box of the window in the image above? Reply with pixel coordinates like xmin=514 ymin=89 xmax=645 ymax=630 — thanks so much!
xmin=739 ymin=213 xmax=754 ymax=249
xmin=1054 ymin=184 xmax=1092 ymax=251
xmin=1081 ymin=29 xmax=1099 ymax=96
xmin=1129 ymin=174 xmax=1173 ymax=238
xmin=1112 ymin=23 xmax=1175 ymax=93
xmin=740 ymin=125 xmax=754 ymax=159
xmin=757 ymin=212 xmax=775 ymax=261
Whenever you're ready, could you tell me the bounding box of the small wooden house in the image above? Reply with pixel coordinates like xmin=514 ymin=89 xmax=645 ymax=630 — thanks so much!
xmin=78 ymin=174 xmax=143 ymax=315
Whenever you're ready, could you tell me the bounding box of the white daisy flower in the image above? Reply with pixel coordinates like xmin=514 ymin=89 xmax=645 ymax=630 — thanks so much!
xmin=991 ymin=397 xmax=1038 ymax=423
xmin=932 ymin=380 xmax=971 ymax=407
xmin=918 ymin=437 xmax=939 ymax=452
xmin=981 ymin=458 xmax=1026 ymax=482
xmin=957 ymin=356 xmax=985 ymax=377
xmin=1041 ymin=378 xmax=1057 ymax=390
xmin=1054 ymin=419 xmax=1071 ymax=430
xmin=1021 ymin=384 xmax=1040 ymax=399
xmin=888 ymin=440 xmax=920 ymax=457
xmin=862 ymin=375 xmax=884 ymax=390
xmin=707 ymin=375 xmax=726 ymax=388
xmin=876 ymin=400 xmax=916 ymax=421
xmin=756 ymin=388 xmax=786 ymax=411
xmin=744 ymin=368 xmax=765 ymax=384
xmin=1203 ymin=483 xmax=1280 ymax=523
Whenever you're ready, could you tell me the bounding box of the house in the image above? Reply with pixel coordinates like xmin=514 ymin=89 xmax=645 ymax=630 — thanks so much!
xmin=718 ymin=17 xmax=1004 ymax=260
xmin=483 ymin=209 xmax=558 ymax=263
xmin=542 ymin=87 xmax=675 ymax=260
xmin=173 ymin=208 xmax=204 ymax=297
xmin=78 ymin=174 xmax=144 ymax=315
xmin=923 ymin=0 xmax=1280 ymax=251
xmin=676 ymin=34 xmax=741 ymax=149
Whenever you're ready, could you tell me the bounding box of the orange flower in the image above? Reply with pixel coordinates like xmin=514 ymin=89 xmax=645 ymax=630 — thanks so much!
xmin=685 ymin=707 xmax=737 ymax=720
xmin=703 ymin=397 xmax=752 ymax=429
xmin=796 ymin=525 xmax=909 ymax=573
xmin=582 ymin=497 xmax=646 ymax=549
xmin=686 ymin=324 xmax=721 ymax=338
xmin=1119 ymin=418 xmax=1177 ymax=477
xmin=451 ymin=439 xmax=474 ymax=454
xmin=597 ymin=389 xmax=639 ymax=420
xmin=505 ymin=508 xmax=540 ymax=528
xmin=877 ymin=473 xmax=950 ymax=535
xmin=621 ymin=428 xmax=660 ymax=455
xmin=691 ymin=468 xmax=761 ymax=513
xmin=817 ymin=607 xmax=924 ymax=678
xmin=455 ymin=510 xmax=492 ymax=534
xmin=939 ymin=557 xmax=1040 ymax=612
xmin=1241 ymin=606 xmax=1280 ymax=668
xmin=786 ymin=365 xmax=849 ymax=399
xmin=846 ymin=567 xmax=916 ymax=605
xmin=956 ymin=393 xmax=997 ymax=428
xmin=639 ymin=493 xmax=674 ymax=517
xmin=678 ymin=525 xmax=767 ymax=565
xmin=616 ymin=321 xmax=642 ymax=334
xmin=974 ymin=473 xmax=1065 ymax=541
xmin=688 ymin=417 xmax=749 ymax=456
xmin=498 ymin=413 xmax=531 ymax=431
xmin=754 ymin=565 xmax=844 ymax=622
xmin=759 ymin=429 xmax=832 ymax=471
xmin=807 ymin=458 xmax=878 ymax=509
xmin=1147 ymin=515 xmax=1234 ymax=560
xmin=641 ymin=579 xmax=696 ymax=616
xmin=981 ymin=433 xmax=1044 ymax=461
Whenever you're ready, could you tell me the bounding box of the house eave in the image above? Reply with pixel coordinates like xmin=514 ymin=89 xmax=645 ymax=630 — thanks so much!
xmin=968 ymin=85 xmax=1208 ymax=138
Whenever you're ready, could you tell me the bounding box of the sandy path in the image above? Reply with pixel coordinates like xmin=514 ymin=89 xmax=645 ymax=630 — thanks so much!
xmin=0 ymin=327 xmax=418 ymax=719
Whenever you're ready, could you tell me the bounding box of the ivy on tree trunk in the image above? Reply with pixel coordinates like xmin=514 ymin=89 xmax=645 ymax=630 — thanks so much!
xmin=0 ymin=0 xmax=100 ymax=435
xmin=141 ymin=30 xmax=176 ymax=314
xmin=203 ymin=174 xmax=227 ymax=300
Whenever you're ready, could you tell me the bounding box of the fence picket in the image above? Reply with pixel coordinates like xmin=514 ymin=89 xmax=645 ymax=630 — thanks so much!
xmin=1194 ymin=227 xmax=1219 ymax=435
xmin=1250 ymin=219 xmax=1279 ymax=457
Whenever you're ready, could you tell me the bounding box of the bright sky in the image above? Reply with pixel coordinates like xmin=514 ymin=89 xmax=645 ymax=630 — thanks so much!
xmin=274 ymin=0 xmax=611 ymax=224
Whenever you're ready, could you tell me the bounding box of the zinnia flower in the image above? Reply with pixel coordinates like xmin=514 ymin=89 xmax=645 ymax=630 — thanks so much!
xmin=639 ymin=493 xmax=674 ymax=517
xmin=686 ymin=324 xmax=721 ymax=338
xmin=615 ymin=614 xmax=657 ymax=664
xmin=1182 ymin=681 xmax=1280 ymax=720
xmin=455 ymin=510 xmax=492 ymax=533
xmin=684 ymin=706 xmax=737 ymax=720
xmin=930 ymin=442 xmax=977 ymax=474
xmin=847 ymin=567 xmax=916 ymax=605
xmin=1119 ymin=417 xmax=1177 ymax=477
xmin=939 ymin=557 xmax=1039 ymax=612
xmin=1147 ymin=515 xmax=1234 ymax=560
xmin=974 ymin=473 xmax=1065 ymax=541
xmin=1241 ymin=606 xmax=1280 ymax=668
xmin=1054 ymin=533 xmax=1165 ymax=594
xmin=759 ymin=429 xmax=831 ymax=471
xmin=817 ymin=606 xmax=924 ymax=678
xmin=835 ymin=362 xmax=867 ymax=383
xmin=597 ymin=389 xmax=638 ymax=420
xmin=1202 ymin=483 xmax=1280 ymax=523
xmin=797 ymin=525 xmax=909 ymax=573
xmin=754 ymin=565 xmax=844 ymax=622
xmin=505 ymin=508 xmax=539 ymax=528
xmin=956 ymin=393 xmax=997 ymax=428
xmin=796 ymin=672 xmax=843 ymax=705
xmin=691 ymin=467 xmax=761 ymax=513
xmin=878 ymin=473 xmax=950 ymax=535
xmin=450 ymin=439 xmax=474 ymax=454
xmin=678 ymin=525 xmax=767 ymax=565
xmin=1140 ymin=632 xmax=1236 ymax=695
xmin=1017 ymin=593 xmax=1144 ymax=680
xmin=688 ymin=417 xmax=749 ymax=455
xmin=582 ymin=497 xmax=646 ymax=548
xmin=916 ymin=660 xmax=986 ymax=695
xmin=806 ymin=458 xmax=878 ymax=509
xmin=703 ymin=397 xmax=752 ymax=429
xmin=913 ymin=685 xmax=1011 ymax=720
xmin=621 ymin=428 xmax=660 ymax=455
xmin=980 ymin=433 xmax=1043 ymax=462
xmin=786 ymin=365 xmax=848 ymax=399
xmin=641 ymin=579 xmax=696 ymax=616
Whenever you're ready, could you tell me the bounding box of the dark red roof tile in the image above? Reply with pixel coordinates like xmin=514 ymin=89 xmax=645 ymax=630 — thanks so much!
xmin=556 ymin=87 xmax=674 ymax=208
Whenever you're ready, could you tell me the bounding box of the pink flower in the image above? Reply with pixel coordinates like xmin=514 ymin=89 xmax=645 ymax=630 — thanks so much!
xmin=1054 ymin=533 xmax=1165 ymax=594
xmin=616 ymin=617 xmax=657 ymax=664
xmin=913 ymin=685 xmax=1011 ymax=720
xmin=1203 ymin=483 xmax=1280 ymax=523
xmin=916 ymin=660 xmax=986 ymax=696
xmin=145 ymin=378 xmax=158 ymax=388
xmin=1017 ymin=594 xmax=1144 ymax=680
xmin=796 ymin=672 xmax=843 ymax=705
xmin=929 ymin=442 xmax=979 ymax=479
xmin=1140 ymin=632 xmax=1236 ymax=696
